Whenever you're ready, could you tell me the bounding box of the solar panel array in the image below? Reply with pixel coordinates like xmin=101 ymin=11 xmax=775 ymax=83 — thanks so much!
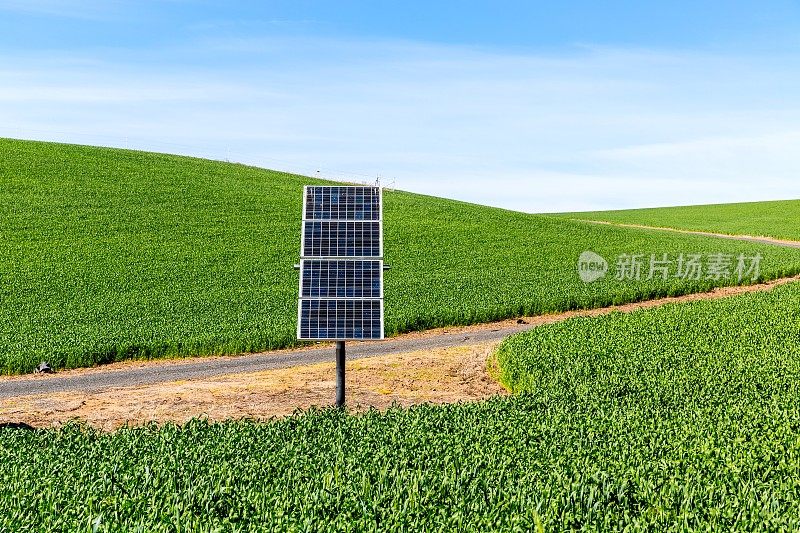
xmin=297 ymin=186 xmax=384 ymax=340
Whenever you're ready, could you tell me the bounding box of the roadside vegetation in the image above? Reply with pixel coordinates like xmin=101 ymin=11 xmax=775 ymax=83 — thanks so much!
xmin=3 ymin=138 xmax=800 ymax=374
xmin=557 ymin=198 xmax=800 ymax=241
xmin=3 ymin=281 xmax=800 ymax=530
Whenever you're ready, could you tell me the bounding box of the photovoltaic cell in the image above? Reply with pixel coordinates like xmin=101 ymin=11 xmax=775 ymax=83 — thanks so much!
xmin=297 ymin=185 xmax=384 ymax=341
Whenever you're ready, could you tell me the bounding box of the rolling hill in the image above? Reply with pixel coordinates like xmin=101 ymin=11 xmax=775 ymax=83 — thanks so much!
xmin=3 ymin=138 xmax=800 ymax=374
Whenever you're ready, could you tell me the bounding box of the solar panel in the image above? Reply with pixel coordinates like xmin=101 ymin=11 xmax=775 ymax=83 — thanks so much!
xmin=298 ymin=299 xmax=383 ymax=340
xmin=297 ymin=185 xmax=384 ymax=341
xmin=300 ymin=259 xmax=382 ymax=298
xmin=302 ymin=221 xmax=382 ymax=257
xmin=304 ymin=186 xmax=381 ymax=220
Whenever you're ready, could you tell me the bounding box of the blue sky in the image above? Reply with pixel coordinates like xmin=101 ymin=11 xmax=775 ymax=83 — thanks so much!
xmin=2 ymin=1 xmax=800 ymax=212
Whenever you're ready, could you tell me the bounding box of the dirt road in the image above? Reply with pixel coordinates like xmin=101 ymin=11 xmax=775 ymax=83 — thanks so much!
xmin=3 ymin=274 xmax=799 ymax=400
xmin=577 ymin=220 xmax=800 ymax=249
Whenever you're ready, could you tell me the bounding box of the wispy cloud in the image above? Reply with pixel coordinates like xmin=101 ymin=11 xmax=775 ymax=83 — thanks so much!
xmin=2 ymin=37 xmax=800 ymax=211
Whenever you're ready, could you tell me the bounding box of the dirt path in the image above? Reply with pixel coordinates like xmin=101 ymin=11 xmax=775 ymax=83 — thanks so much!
xmin=577 ymin=220 xmax=800 ymax=249
xmin=0 ymin=343 xmax=505 ymax=431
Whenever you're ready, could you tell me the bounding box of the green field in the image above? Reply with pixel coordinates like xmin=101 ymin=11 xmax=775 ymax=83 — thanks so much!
xmin=557 ymin=199 xmax=800 ymax=241
xmin=4 ymin=281 xmax=800 ymax=530
xmin=3 ymin=138 xmax=800 ymax=374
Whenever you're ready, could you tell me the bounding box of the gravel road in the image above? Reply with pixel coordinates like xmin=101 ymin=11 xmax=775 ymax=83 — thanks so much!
xmin=0 ymin=323 xmax=532 ymax=399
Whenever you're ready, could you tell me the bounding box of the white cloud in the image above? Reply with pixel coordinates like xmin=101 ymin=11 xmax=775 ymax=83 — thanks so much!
xmin=2 ymin=38 xmax=800 ymax=212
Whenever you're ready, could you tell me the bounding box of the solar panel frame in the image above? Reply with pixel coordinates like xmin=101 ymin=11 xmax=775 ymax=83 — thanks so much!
xmin=297 ymin=185 xmax=384 ymax=341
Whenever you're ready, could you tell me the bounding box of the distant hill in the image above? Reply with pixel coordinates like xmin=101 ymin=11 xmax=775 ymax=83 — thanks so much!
xmin=556 ymin=199 xmax=800 ymax=241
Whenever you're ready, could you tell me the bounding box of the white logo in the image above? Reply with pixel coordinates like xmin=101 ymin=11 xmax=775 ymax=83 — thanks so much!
xmin=577 ymin=251 xmax=608 ymax=283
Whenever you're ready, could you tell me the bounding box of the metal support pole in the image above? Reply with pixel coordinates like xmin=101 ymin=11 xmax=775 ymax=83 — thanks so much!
xmin=335 ymin=341 xmax=345 ymax=407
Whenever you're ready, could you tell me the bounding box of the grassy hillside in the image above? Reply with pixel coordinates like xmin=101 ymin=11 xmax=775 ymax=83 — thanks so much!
xmin=4 ymin=282 xmax=800 ymax=530
xmin=3 ymin=138 xmax=800 ymax=373
xmin=557 ymin=199 xmax=800 ymax=241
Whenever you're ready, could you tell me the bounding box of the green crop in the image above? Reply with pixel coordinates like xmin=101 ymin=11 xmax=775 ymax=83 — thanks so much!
xmin=4 ymin=282 xmax=800 ymax=530
xmin=556 ymin=198 xmax=800 ymax=241
xmin=3 ymin=138 xmax=800 ymax=374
